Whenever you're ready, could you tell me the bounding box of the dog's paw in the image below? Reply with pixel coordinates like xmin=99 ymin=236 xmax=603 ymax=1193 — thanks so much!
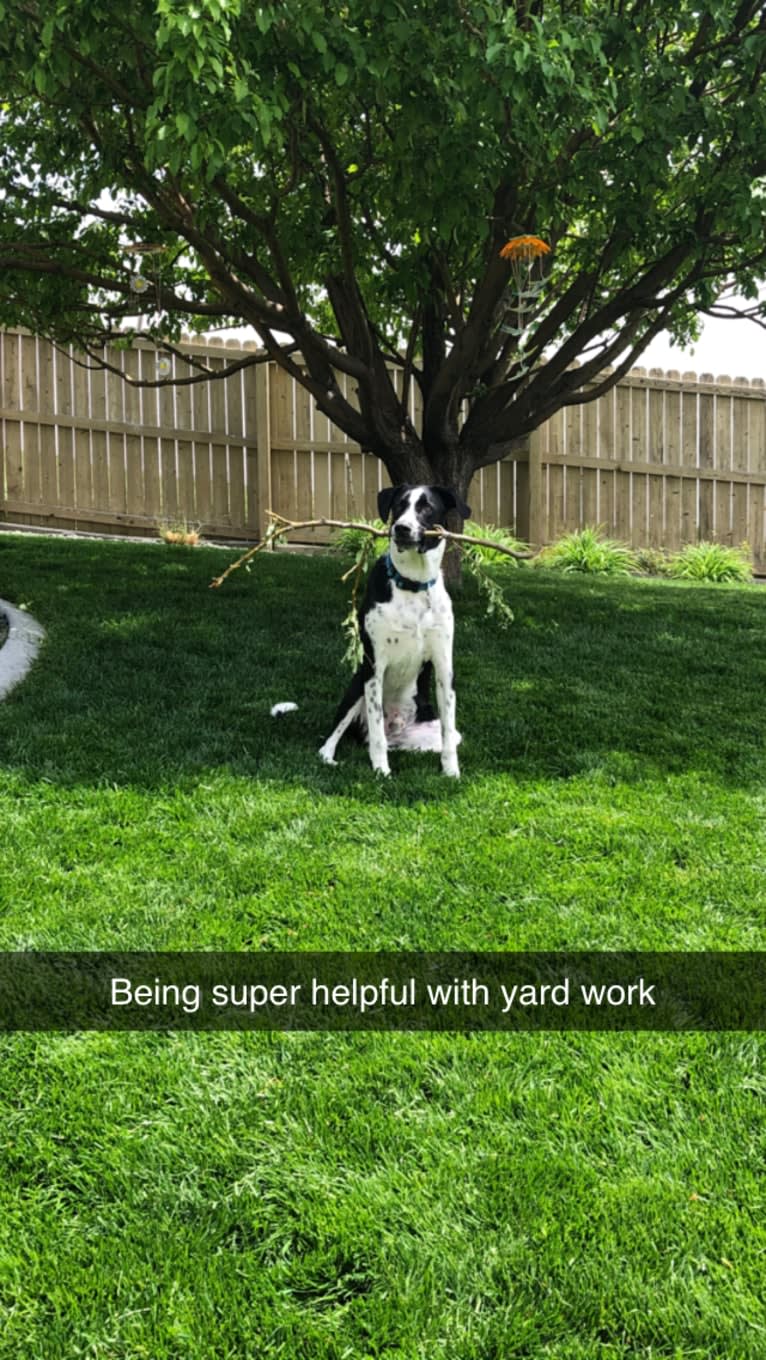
xmin=318 ymin=744 xmax=338 ymax=766
xmin=372 ymin=763 xmax=391 ymax=778
xmin=441 ymin=756 xmax=460 ymax=778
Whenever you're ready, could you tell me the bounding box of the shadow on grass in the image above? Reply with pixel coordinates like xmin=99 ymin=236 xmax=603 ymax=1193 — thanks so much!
xmin=0 ymin=536 xmax=764 ymax=794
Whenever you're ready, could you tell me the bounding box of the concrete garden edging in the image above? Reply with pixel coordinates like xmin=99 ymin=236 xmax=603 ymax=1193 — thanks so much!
xmin=0 ymin=598 xmax=46 ymax=700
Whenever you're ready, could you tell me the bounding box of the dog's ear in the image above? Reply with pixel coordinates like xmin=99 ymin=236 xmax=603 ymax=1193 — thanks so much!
xmin=433 ymin=486 xmax=472 ymax=521
xmin=378 ymin=484 xmax=408 ymax=523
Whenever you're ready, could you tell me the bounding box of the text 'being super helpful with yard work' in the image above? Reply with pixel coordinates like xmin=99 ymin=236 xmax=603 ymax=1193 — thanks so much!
xmin=0 ymin=952 xmax=762 ymax=1031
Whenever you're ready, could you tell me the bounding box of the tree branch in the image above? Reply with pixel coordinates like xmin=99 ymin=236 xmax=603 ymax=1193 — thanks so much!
xmin=60 ymin=338 xmax=293 ymax=389
xmin=0 ymin=242 xmax=229 ymax=318
xmin=209 ymin=510 xmax=532 ymax=590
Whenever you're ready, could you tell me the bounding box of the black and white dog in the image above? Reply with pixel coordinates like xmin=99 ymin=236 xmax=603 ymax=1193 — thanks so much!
xmin=319 ymin=483 xmax=470 ymax=778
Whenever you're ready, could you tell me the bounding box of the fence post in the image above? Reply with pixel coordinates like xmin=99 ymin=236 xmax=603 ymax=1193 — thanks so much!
xmin=254 ymin=359 xmax=273 ymax=544
xmin=527 ymin=426 xmax=544 ymax=549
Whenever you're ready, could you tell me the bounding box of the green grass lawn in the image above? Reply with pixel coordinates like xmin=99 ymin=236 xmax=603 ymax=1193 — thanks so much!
xmin=0 ymin=533 xmax=764 ymax=1358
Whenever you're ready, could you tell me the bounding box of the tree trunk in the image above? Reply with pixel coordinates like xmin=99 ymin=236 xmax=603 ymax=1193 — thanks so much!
xmin=440 ymin=518 xmax=466 ymax=589
xmin=430 ymin=442 xmax=474 ymax=591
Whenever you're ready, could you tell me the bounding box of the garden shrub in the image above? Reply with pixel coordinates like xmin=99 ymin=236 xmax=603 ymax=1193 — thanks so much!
xmin=538 ymin=526 xmax=637 ymax=576
xmin=669 ymin=541 xmax=752 ymax=583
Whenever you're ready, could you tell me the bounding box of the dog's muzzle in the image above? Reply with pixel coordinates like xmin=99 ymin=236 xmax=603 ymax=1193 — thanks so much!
xmin=393 ymin=522 xmax=428 ymax=552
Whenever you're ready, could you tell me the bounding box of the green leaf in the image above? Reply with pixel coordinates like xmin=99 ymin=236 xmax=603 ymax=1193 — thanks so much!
xmin=257 ymin=103 xmax=273 ymax=146
xmin=175 ymin=112 xmax=194 ymax=140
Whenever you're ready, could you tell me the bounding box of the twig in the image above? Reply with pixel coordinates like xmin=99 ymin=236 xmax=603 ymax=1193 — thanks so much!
xmin=209 ymin=512 xmax=389 ymax=589
xmin=429 ymin=525 xmax=533 ymax=560
xmin=209 ymin=510 xmax=532 ymax=590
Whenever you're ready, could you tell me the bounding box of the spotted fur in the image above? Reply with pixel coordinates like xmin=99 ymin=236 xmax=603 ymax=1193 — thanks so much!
xmin=319 ymin=484 xmax=470 ymax=778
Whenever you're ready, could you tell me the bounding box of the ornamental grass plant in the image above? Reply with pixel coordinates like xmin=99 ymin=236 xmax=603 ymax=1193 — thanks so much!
xmin=669 ymin=541 xmax=753 ymax=583
xmin=538 ymin=526 xmax=638 ymax=576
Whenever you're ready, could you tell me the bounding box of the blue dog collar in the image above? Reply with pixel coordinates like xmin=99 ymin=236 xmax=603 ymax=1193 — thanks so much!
xmin=384 ymin=551 xmax=437 ymax=593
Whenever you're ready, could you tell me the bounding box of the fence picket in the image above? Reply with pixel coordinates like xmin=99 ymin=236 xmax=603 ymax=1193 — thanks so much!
xmin=715 ymin=376 xmax=733 ymax=544
xmin=680 ymin=376 xmax=698 ymax=547
xmin=647 ymin=371 xmax=665 ymax=545
xmin=663 ymin=372 xmax=682 ymax=552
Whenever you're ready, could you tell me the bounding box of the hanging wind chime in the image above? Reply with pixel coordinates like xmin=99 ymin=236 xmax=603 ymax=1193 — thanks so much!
xmin=123 ymin=241 xmax=172 ymax=376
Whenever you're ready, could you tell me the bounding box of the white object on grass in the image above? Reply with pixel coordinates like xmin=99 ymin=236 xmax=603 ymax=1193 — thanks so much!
xmin=270 ymin=702 xmax=299 ymax=717
xmin=0 ymin=599 xmax=46 ymax=701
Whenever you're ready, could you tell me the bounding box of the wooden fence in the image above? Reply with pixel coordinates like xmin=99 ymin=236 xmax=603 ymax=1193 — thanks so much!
xmin=1 ymin=329 xmax=765 ymax=569
xmin=529 ymin=367 xmax=766 ymax=569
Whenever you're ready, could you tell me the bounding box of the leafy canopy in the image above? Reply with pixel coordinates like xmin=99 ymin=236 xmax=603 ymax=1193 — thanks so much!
xmin=2 ymin=0 xmax=766 ymax=475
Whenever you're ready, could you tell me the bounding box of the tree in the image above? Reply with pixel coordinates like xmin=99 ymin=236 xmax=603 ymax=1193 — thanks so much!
xmin=2 ymin=0 xmax=766 ymax=522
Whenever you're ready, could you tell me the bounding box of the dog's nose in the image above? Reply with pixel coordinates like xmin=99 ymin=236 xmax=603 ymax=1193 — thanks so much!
xmin=393 ymin=523 xmax=414 ymax=544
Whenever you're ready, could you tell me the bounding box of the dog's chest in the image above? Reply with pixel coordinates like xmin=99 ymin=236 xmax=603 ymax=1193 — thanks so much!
xmin=365 ymin=587 xmax=450 ymax=670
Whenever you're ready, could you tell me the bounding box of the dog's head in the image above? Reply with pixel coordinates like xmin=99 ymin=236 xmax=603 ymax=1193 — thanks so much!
xmin=377 ymin=484 xmax=471 ymax=554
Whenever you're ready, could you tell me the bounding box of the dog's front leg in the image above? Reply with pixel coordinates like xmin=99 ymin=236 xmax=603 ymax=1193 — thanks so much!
xmin=318 ymin=698 xmax=362 ymax=766
xmin=432 ymin=640 xmax=460 ymax=778
xmin=364 ymin=670 xmax=390 ymax=776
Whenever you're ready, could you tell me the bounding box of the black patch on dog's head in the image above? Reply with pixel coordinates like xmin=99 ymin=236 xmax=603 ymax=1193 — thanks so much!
xmin=429 ymin=486 xmax=471 ymax=522
xmin=378 ymin=483 xmax=471 ymax=526
xmin=377 ymin=484 xmax=410 ymax=523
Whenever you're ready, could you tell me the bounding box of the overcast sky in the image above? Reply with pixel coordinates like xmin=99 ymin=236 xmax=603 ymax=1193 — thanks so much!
xmin=639 ymin=308 xmax=766 ymax=382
